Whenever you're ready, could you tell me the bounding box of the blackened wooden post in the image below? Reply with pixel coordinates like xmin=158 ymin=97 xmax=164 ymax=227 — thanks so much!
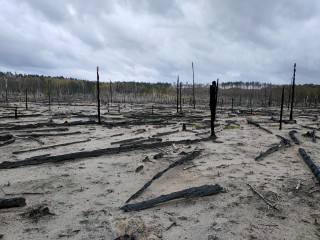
xmin=109 ymin=80 xmax=112 ymax=104
xmin=48 ymin=81 xmax=51 ymax=106
xmin=97 ymin=66 xmax=101 ymax=124
xmin=25 ymin=88 xmax=28 ymax=110
xmin=287 ymin=80 xmax=292 ymax=110
xmin=231 ymin=98 xmax=234 ymax=112
xmin=15 ymin=107 xmax=18 ymax=119
xmin=176 ymin=75 xmax=179 ymax=113
xmin=179 ymin=82 xmax=182 ymax=112
xmin=279 ymin=86 xmax=285 ymax=130
xmin=215 ymin=79 xmax=219 ymax=112
xmin=210 ymin=81 xmax=218 ymax=138
xmin=151 ymin=105 xmax=153 ymax=115
xmin=5 ymin=78 xmax=8 ymax=103
xmin=289 ymin=63 xmax=296 ymax=121
xmin=118 ymin=104 xmax=120 ymax=113
xmin=192 ymin=62 xmax=195 ymax=109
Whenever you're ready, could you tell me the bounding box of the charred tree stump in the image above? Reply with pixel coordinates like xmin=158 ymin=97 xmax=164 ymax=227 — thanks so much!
xmin=210 ymin=81 xmax=218 ymax=138
xmin=126 ymin=151 xmax=201 ymax=203
xmin=121 ymin=184 xmax=223 ymax=212
xmin=279 ymin=86 xmax=285 ymax=130
xmin=0 ymin=197 xmax=26 ymax=209
xmin=312 ymin=130 xmax=317 ymax=143
xmin=289 ymin=130 xmax=299 ymax=145
xmin=289 ymin=63 xmax=296 ymax=121
xmin=298 ymin=148 xmax=320 ymax=183
xmin=302 ymin=131 xmax=319 ymax=142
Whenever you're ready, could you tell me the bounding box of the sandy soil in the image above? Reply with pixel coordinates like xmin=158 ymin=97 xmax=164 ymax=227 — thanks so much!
xmin=0 ymin=102 xmax=319 ymax=240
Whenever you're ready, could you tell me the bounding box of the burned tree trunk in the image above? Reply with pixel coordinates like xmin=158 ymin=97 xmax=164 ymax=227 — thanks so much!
xmin=179 ymin=82 xmax=182 ymax=112
xmin=289 ymin=63 xmax=296 ymax=121
xmin=125 ymin=151 xmax=201 ymax=203
xmin=0 ymin=197 xmax=26 ymax=209
xmin=0 ymin=137 xmax=211 ymax=169
xmin=210 ymin=81 xmax=218 ymax=138
xmin=176 ymin=75 xmax=179 ymax=113
xmin=192 ymin=62 xmax=195 ymax=109
xmin=298 ymin=148 xmax=320 ymax=183
xmin=97 ymin=67 xmax=101 ymax=124
xmin=289 ymin=130 xmax=299 ymax=145
xmin=25 ymin=88 xmax=28 ymax=110
xmin=121 ymin=184 xmax=223 ymax=212
xmin=279 ymin=86 xmax=285 ymax=130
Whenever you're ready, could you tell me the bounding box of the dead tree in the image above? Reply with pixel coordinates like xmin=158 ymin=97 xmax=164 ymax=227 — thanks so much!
xmin=279 ymin=86 xmax=285 ymax=130
xmin=192 ymin=62 xmax=195 ymax=109
xmin=25 ymin=88 xmax=28 ymax=110
xmin=176 ymin=75 xmax=179 ymax=113
xmin=97 ymin=67 xmax=101 ymax=124
xmin=179 ymin=81 xmax=182 ymax=112
xmin=109 ymin=79 xmax=113 ymax=104
xmin=289 ymin=63 xmax=296 ymax=121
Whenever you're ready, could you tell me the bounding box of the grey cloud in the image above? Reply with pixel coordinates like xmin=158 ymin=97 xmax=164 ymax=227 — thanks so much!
xmin=0 ymin=0 xmax=319 ymax=84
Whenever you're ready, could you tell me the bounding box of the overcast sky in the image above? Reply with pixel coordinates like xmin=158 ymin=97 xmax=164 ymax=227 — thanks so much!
xmin=0 ymin=0 xmax=319 ymax=84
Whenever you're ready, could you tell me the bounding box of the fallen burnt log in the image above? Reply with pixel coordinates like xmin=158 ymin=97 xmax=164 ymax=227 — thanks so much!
xmin=300 ymin=125 xmax=319 ymax=131
xmin=270 ymin=117 xmax=297 ymax=124
xmin=13 ymin=139 xmax=91 ymax=154
xmin=0 ymin=120 xmax=96 ymax=131
xmin=0 ymin=114 xmax=42 ymax=119
xmin=298 ymin=148 xmax=320 ymax=183
xmin=110 ymin=137 xmax=144 ymax=145
xmin=17 ymin=127 xmax=69 ymax=133
xmin=0 ymin=134 xmax=14 ymax=141
xmin=255 ymin=137 xmax=290 ymax=161
xmin=102 ymin=119 xmax=175 ymax=128
xmin=246 ymin=118 xmax=273 ymax=134
xmin=289 ymin=130 xmax=299 ymax=145
xmin=151 ymin=130 xmax=179 ymax=137
xmin=16 ymin=131 xmax=82 ymax=138
xmin=0 ymin=134 xmax=16 ymax=147
xmin=120 ymin=138 xmax=162 ymax=147
xmin=126 ymin=151 xmax=201 ymax=203
xmin=0 ymin=197 xmax=26 ymax=209
xmin=121 ymin=184 xmax=223 ymax=212
xmin=0 ymin=138 xmax=211 ymax=169
xmin=0 ymin=138 xmax=16 ymax=147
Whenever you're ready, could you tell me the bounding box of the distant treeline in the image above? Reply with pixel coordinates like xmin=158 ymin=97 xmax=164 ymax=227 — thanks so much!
xmin=0 ymin=71 xmax=319 ymax=107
